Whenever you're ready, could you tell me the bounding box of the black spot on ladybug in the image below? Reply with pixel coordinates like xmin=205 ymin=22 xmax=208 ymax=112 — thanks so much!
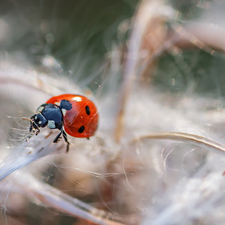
xmin=85 ymin=105 xmax=90 ymax=115
xmin=78 ymin=126 xmax=85 ymax=133
xmin=60 ymin=100 xmax=72 ymax=110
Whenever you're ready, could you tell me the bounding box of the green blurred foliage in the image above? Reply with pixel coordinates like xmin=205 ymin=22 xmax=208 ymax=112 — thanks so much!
xmin=154 ymin=50 xmax=225 ymax=96
xmin=0 ymin=0 xmax=138 ymax=80
xmin=0 ymin=0 xmax=224 ymax=97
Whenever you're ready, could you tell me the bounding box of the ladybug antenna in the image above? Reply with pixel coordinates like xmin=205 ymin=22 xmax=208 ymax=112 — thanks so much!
xmin=22 ymin=117 xmax=32 ymax=122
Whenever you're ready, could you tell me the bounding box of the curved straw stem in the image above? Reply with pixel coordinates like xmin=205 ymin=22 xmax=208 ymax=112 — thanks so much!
xmin=130 ymin=132 xmax=225 ymax=155
xmin=114 ymin=0 xmax=175 ymax=142
xmin=15 ymin=172 xmax=127 ymax=225
xmin=114 ymin=0 xmax=155 ymax=142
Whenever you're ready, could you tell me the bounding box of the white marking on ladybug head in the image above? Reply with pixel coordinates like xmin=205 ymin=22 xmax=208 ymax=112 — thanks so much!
xmin=38 ymin=121 xmax=42 ymax=124
xmin=47 ymin=120 xmax=56 ymax=129
xmin=37 ymin=106 xmax=44 ymax=112
xmin=55 ymin=102 xmax=60 ymax=106
xmin=61 ymin=109 xmax=67 ymax=116
xmin=35 ymin=116 xmax=38 ymax=120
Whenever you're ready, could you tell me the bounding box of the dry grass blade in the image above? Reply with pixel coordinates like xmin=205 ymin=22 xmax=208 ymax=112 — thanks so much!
xmin=130 ymin=132 xmax=225 ymax=155
xmin=16 ymin=173 xmax=127 ymax=225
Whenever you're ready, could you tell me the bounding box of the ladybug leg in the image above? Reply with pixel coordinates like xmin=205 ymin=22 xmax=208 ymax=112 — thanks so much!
xmin=35 ymin=128 xmax=40 ymax=135
xmin=29 ymin=124 xmax=33 ymax=132
xmin=29 ymin=119 xmax=40 ymax=135
xmin=62 ymin=129 xmax=70 ymax=153
xmin=53 ymin=129 xmax=70 ymax=152
xmin=29 ymin=115 xmax=35 ymax=132
xmin=53 ymin=131 xmax=62 ymax=143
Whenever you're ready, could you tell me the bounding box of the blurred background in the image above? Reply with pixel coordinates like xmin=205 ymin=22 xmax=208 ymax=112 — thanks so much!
xmin=0 ymin=0 xmax=224 ymax=96
xmin=0 ymin=0 xmax=138 ymax=90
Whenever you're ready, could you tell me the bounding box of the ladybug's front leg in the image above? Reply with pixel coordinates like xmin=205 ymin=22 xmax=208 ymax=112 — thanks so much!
xmin=29 ymin=115 xmax=35 ymax=132
xmin=35 ymin=128 xmax=40 ymax=135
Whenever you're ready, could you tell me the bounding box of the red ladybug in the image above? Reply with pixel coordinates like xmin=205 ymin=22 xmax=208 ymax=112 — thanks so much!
xmin=28 ymin=94 xmax=99 ymax=152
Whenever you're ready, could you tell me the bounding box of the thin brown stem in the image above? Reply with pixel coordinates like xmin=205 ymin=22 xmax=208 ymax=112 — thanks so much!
xmin=130 ymin=132 xmax=225 ymax=155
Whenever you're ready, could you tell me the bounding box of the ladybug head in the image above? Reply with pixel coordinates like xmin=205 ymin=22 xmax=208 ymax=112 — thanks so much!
xmin=29 ymin=113 xmax=48 ymax=133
